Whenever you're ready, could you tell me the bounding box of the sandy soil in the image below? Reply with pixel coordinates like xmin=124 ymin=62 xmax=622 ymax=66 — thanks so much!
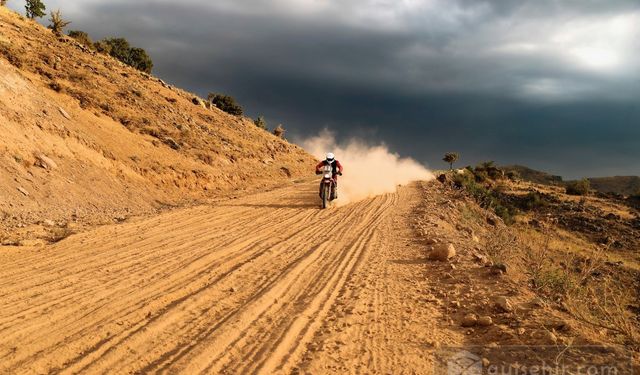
xmin=0 ymin=182 xmax=458 ymax=374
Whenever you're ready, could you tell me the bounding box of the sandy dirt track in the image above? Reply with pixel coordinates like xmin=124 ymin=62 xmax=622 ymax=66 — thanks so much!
xmin=0 ymin=182 xmax=448 ymax=374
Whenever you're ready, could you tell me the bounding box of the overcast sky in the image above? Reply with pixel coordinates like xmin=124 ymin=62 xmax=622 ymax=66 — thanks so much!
xmin=8 ymin=0 xmax=640 ymax=178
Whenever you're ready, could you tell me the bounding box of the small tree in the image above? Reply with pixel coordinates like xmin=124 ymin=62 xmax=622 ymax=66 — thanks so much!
xmin=207 ymin=93 xmax=243 ymax=115
xmin=443 ymin=152 xmax=459 ymax=170
xmin=254 ymin=116 xmax=267 ymax=130
xmin=1 ymin=1 xmax=8 ymax=6
xmin=25 ymin=0 xmax=46 ymax=19
xmin=48 ymin=10 xmax=70 ymax=36
xmin=68 ymin=30 xmax=93 ymax=47
xmin=273 ymin=124 xmax=285 ymax=139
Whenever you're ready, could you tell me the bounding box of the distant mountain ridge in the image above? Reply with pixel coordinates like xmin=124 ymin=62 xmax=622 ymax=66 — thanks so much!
xmin=502 ymin=165 xmax=640 ymax=196
xmin=588 ymin=176 xmax=640 ymax=196
xmin=502 ymin=165 xmax=564 ymax=186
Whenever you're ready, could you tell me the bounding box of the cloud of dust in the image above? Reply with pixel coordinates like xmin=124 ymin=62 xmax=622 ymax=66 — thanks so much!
xmin=301 ymin=130 xmax=434 ymax=205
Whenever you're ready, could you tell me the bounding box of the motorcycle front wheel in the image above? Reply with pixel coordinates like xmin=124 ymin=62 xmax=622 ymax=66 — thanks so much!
xmin=322 ymin=184 xmax=330 ymax=209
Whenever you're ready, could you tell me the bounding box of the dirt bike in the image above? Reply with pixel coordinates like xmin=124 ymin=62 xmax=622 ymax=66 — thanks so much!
xmin=317 ymin=165 xmax=341 ymax=209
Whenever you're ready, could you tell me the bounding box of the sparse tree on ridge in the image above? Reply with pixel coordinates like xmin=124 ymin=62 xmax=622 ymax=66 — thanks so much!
xmin=207 ymin=93 xmax=243 ymax=115
xmin=25 ymin=0 xmax=46 ymax=19
xmin=443 ymin=152 xmax=459 ymax=170
xmin=48 ymin=10 xmax=71 ymax=36
xmin=93 ymin=37 xmax=154 ymax=73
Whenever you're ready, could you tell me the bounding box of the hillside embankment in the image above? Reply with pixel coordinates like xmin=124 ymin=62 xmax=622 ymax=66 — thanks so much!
xmin=0 ymin=7 xmax=315 ymax=244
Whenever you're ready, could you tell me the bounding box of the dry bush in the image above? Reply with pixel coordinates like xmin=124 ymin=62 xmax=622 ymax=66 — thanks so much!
xmin=484 ymin=227 xmax=518 ymax=265
xmin=48 ymin=10 xmax=71 ymax=36
xmin=273 ymin=124 xmax=286 ymax=139
xmin=519 ymin=231 xmax=639 ymax=346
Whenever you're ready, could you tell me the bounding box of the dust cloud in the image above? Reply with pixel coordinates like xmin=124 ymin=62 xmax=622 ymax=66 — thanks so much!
xmin=301 ymin=130 xmax=434 ymax=205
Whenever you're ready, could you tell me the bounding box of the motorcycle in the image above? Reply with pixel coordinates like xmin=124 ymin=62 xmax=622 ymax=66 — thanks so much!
xmin=317 ymin=164 xmax=341 ymax=209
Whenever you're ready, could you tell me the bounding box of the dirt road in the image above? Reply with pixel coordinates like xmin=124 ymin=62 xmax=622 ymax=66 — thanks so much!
xmin=0 ymin=182 xmax=453 ymax=374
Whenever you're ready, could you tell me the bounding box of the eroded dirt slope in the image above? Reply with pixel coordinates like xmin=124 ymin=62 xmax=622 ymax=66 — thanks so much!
xmin=0 ymin=7 xmax=315 ymax=244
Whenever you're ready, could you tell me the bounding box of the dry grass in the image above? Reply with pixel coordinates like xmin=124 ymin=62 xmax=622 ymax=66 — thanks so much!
xmin=490 ymin=223 xmax=639 ymax=348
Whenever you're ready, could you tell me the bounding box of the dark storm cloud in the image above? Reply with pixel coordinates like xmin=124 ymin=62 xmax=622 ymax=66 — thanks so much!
xmin=7 ymin=0 xmax=640 ymax=177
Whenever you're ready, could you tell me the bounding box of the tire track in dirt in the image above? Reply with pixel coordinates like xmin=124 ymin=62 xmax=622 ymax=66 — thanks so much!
xmin=0 ymin=182 xmax=450 ymax=374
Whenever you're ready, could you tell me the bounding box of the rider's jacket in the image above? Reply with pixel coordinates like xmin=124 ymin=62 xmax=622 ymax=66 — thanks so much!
xmin=315 ymin=160 xmax=344 ymax=176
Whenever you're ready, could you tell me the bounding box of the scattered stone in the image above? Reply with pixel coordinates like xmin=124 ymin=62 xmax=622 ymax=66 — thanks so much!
xmin=437 ymin=174 xmax=447 ymax=183
xmin=425 ymin=238 xmax=439 ymax=245
xmin=19 ymin=239 xmax=46 ymax=247
xmin=517 ymin=327 xmax=526 ymax=335
xmin=43 ymin=219 xmax=55 ymax=227
xmin=490 ymin=263 xmax=507 ymax=275
xmin=163 ymin=137 xmax=180 ymax=150
xmin=428 ymin=243 xmax=456 ymax=262
xmin=58 ymin=107 xmax=71 ymax=120
xmin=461 ymin=313 xmax=478 ymax=327
xmin=486 ymin=217 xmax=497 ymax=226
xmin=472 ymin=235 xmax=480 ymax=243
xmin=495 ymin=296 xmax=513 ymax=312
xmin=472 ymin=252 xmax=487 ymax=263
xmin=543 ymin=318 xmax=570 ymax=331
xmin=531 ymin=297 xmax=546 ymax=308
xmin=17 ymin=186 xmax=29 ymax=196
xmin=34 ymin=153 xmax=58 ymax=170
xmin=477 ymin=316 xmax=493 ymax=326
xmin=482 ymin=358 xmax=491 ymax=367
xmin=545 ymin=330 xmax=558 ymax=344
xmin=450 ymin=301 xmax=461 ymax=309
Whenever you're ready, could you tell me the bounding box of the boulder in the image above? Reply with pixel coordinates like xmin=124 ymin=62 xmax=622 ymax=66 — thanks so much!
xmin=477 ymin=316 xmax=493 ymax=326
xmin=461 ymin=313 xmax=478 ymax=327
xmin=428 ymin=243 xmax=456 ymax=262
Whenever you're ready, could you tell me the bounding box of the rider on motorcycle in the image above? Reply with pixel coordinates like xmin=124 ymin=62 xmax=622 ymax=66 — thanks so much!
xmin=315 ymin=153 xmax=343 ymax=198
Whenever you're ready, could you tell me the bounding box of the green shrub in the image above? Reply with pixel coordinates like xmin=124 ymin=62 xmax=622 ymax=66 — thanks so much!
xmin=93 ymin=40 xmax=112 ymax=54
xmin=453 ymin=171 xmax=516 ymax=225
xmin=127 ymin=47 xmax=153 ymax=73
xmin=566 ymin=178 xmax=590 ymax=196
xmin=506 ymin=170 xmax=520 ymax=181
xmin=208 ymin=93 xmax=243 ymax=115
xmin=254 ymin=116 xmax=267 ymax=130
xmin=521 ymin=192 xmax=547 ymax=211
xmin=94 ymin=37 xmax=153 ymax=73
xmin=68 ymin=30 xmax=93 ymax=47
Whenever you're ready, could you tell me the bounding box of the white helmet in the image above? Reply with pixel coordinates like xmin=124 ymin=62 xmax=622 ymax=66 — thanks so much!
xmin=326 ymin=153 xmax=335 ymax=162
